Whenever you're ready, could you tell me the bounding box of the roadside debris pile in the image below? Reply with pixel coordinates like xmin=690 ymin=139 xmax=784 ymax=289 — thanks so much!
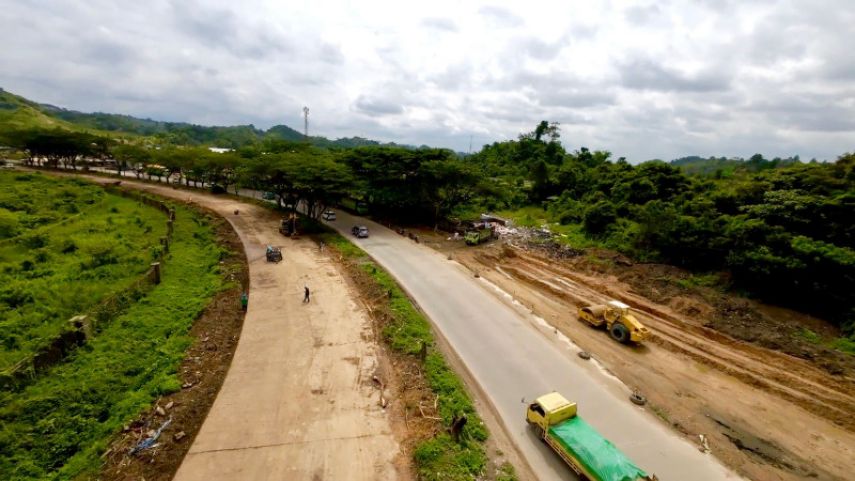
xmin=496 ymin=225 xmax=583 ymax=259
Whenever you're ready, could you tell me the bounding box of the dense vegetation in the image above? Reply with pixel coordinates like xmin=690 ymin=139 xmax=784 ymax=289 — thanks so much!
xmin=3 ymin=95 xmax=853 ymax=337
xmin=469 ymin=123 xmax=855 ymax=334
xmin=0 ymin=187 xmax=226 ymax=481
xmin=671 ymin=154 xmax=802 ymax=177
xmin=0 ymin=172 xmax=166 ymax=368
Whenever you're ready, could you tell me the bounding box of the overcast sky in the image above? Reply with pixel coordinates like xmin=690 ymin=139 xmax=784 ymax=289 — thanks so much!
xmin=1 ymin=0 xmax=853 ymax=161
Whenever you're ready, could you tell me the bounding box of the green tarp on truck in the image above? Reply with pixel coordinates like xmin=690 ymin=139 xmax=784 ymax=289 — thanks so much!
xmin=548 ymin=416 xmax=648 ymax=481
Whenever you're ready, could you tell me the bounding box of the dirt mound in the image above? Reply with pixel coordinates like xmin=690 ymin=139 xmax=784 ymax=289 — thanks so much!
xmin=669 ymin=296 xmax=714 ymax=318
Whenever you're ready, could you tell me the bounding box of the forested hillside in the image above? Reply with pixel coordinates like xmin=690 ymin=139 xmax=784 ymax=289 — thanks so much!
xmin=0 ymin=88 xmax=410 ymax=149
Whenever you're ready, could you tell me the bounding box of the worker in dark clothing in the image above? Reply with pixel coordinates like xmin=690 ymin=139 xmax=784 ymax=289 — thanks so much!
xmin=303 ymin=285 xmax=311 ymax=303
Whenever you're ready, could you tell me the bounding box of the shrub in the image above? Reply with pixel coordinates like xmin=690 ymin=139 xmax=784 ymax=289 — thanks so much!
xmin=583 ymin=200 xmax=617 ymax=236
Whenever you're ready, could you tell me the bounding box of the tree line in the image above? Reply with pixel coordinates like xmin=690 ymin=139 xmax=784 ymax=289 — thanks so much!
xmin=5 ymin=124 xmax=855 ymax=334
xmin=469 ymin=121 xmax=855 ymax=334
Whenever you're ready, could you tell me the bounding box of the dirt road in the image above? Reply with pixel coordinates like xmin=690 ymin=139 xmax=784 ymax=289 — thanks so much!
xmin=326 ymin=212 xmax=738 ymax=481
xmin=448 ymin=243 xmax=855 ymax=481
xmin=81 ymin=178 xmax=405 ymax=481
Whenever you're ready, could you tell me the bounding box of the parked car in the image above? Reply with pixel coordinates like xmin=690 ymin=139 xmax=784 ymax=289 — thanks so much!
xmin=322 ymin=210 xmax=336 ymax=221
xmin=262 ymin=191 xmax=276 ymax=200
xmin=351 ymin=225 xmax=369 ymax=238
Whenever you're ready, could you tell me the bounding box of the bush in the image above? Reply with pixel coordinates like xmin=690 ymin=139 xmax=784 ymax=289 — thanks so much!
xmin=0 ymin=209 xmax=19 ymax=239
xmin=583 ymin=200 xmax=617 ymax=235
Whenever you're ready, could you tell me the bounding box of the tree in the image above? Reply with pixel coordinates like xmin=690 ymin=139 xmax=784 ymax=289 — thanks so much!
xmin=583 ymin=201 xmax=617 ymax=235
xmin=421 ymin=159 xmax=480 ymax=224
xmin=112 ymin=144 xmax=151 ymax=178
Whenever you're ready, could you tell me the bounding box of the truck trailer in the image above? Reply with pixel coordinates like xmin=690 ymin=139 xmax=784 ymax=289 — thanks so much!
xmin=526 ymin=392 xmax=656 ymax=481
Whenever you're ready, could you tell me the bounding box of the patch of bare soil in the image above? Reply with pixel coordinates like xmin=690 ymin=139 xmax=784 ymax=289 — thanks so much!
xmin=99 ymin=212 xmax=247 ymax=481
xmin=600 ymin=257 xmax=854 ymax=377
xmin=414 ymin=230 xmax=855 ymax=481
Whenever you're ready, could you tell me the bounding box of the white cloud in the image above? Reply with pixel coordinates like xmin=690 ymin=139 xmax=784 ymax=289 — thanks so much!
xmin=0 ymin=0 xmax=853 ymax=160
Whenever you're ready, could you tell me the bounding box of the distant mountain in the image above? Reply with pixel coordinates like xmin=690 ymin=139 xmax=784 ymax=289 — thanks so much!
xmin=0 ymin=87 xmax=415 ymax=150
xmin=670 ymin=154 xmax=801 ymax=176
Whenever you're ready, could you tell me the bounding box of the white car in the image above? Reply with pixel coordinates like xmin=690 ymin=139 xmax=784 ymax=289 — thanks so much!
xmin=322 ymin=210 xmax=336 ymax=221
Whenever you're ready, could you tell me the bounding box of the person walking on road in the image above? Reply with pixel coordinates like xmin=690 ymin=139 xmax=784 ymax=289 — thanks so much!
xmin=303 ymin=285 xmax=311 ymax=303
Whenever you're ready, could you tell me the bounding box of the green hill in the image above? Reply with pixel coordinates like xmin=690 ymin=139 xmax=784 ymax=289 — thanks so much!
xmin=0 ymin=88 xmax=414 ymax=150
xmin=0 ymin=89 xmax=82 ymax=132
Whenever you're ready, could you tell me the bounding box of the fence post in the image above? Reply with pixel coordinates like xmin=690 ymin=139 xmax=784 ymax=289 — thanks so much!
xmin=167 ymin=219 xmax=173 ymax=236
xmin=151 ymin=262 xmax=161 ymax=284
xmin=160 ymin=236 xmax=169 ymax=254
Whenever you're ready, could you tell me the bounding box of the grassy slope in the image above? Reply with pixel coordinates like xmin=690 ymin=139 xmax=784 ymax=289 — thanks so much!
xmin=0 ymin=90 xmax=135 ymax=140
xmin=0 ymin=194 xmax=226 ymax=481
xmin=0 ymin=172 xmax=166 ymax=368
xmin=318 ymin=232 xmax=492 ymax=481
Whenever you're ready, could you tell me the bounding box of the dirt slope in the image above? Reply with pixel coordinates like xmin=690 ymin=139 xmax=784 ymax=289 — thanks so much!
xmin=436 ymin=239 xmax=855 ymax=481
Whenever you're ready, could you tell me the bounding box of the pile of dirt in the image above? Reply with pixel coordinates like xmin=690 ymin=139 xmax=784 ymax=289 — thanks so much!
xmin=100 ymin=211 xmax=248 ymax=481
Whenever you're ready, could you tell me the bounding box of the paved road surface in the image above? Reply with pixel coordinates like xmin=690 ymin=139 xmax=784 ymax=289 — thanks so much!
xmin=71 ymin=169 xmax=737 ymax=480
xmin=76 ymin=176 xmax=403 ymax=481
xmin=327 ymin=211 xmax=739 ymax=481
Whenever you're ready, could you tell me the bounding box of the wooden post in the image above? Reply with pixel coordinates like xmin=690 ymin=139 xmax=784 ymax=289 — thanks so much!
xmin=419 ymin=340 xmax=427 ymax=362
xmin=151 ymin=262 xmax=161 ymax=284
xmin=169 ymin=209 xmax=176 ymax=221
xmin=160 ymin=237 xmax=169 ymax=253
xmin=167 ymin=219 xmax=173 ymax=236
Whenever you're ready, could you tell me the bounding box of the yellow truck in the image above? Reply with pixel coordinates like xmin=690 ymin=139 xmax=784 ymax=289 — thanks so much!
xmin=578 ymin=300 xmax=649 ymax=344
xmin=526 ymin=392 xmax=656 ymax=481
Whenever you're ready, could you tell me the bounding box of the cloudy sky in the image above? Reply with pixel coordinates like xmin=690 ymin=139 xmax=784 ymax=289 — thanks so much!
xmin=1 ymin=0 xmax=853 ymax=161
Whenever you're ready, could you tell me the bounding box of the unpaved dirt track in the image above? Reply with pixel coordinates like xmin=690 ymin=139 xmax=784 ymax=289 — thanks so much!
xmin=326 ymin=212 xmax=739 ymax=481
xmin=80 ymin=177 xmax=404 ymax=481
xmin=455 ymin=246 xmax=855 ymax=481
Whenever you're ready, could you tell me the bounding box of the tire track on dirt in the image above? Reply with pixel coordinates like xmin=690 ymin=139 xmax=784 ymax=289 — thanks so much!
xmin=490 ymin=254 xmax=855 ymax=431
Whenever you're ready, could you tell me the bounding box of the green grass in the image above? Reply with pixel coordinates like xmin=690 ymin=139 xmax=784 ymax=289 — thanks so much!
xmin=0 ymin=196 xmax=226 ymax=480
xmin=319 ymin=232 xmax=490 ymax=481
xmin=496 ymin=462 xmax=517 ymax=481
xmin=830 ymin=337 xmax=855 ymax=355
xmin=674 ymin=273 xmax=723 ymax=290
xmin=797 ymin=328 xmax=855 ymax=356
xmin=0 ymin=172 xmax=167 ymax=369
xmin=494 ymin=206 xmax=550 ymax=228
xmin=797 ymin=328 xmax=823 ymax=344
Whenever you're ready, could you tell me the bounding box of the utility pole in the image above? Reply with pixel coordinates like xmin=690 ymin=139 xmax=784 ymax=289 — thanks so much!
xmin=468 ymin=135 xmax=473 ymax=155
xmin=303 ymin=106 xmax=309 ymax=141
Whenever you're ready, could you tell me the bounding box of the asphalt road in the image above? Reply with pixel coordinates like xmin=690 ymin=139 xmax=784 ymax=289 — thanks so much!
xmin=326 ymin=211 xmax=739 ymax=481
xmin=63 ymin=168 xmax=737 ymax=480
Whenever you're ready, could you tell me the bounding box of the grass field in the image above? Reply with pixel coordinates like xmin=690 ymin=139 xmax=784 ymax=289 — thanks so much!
xmin=0 ymin=175 xmax=227 ymax=481
xmin=0 ymin=172 xmax=167 ymax=369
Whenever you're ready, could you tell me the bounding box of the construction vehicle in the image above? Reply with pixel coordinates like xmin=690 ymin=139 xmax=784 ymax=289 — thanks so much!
xmin=578 ymin=300 xmax=650 ymax=344
xmin=526 ymin=392 xmax=656 ymax=481
xmin=265 ymin=245 xmax=282 ymax=263
xmin=464 ymin=223 xmax=496 ymax=246
xmin=279 ymin=214 xmax=297 ymax=237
